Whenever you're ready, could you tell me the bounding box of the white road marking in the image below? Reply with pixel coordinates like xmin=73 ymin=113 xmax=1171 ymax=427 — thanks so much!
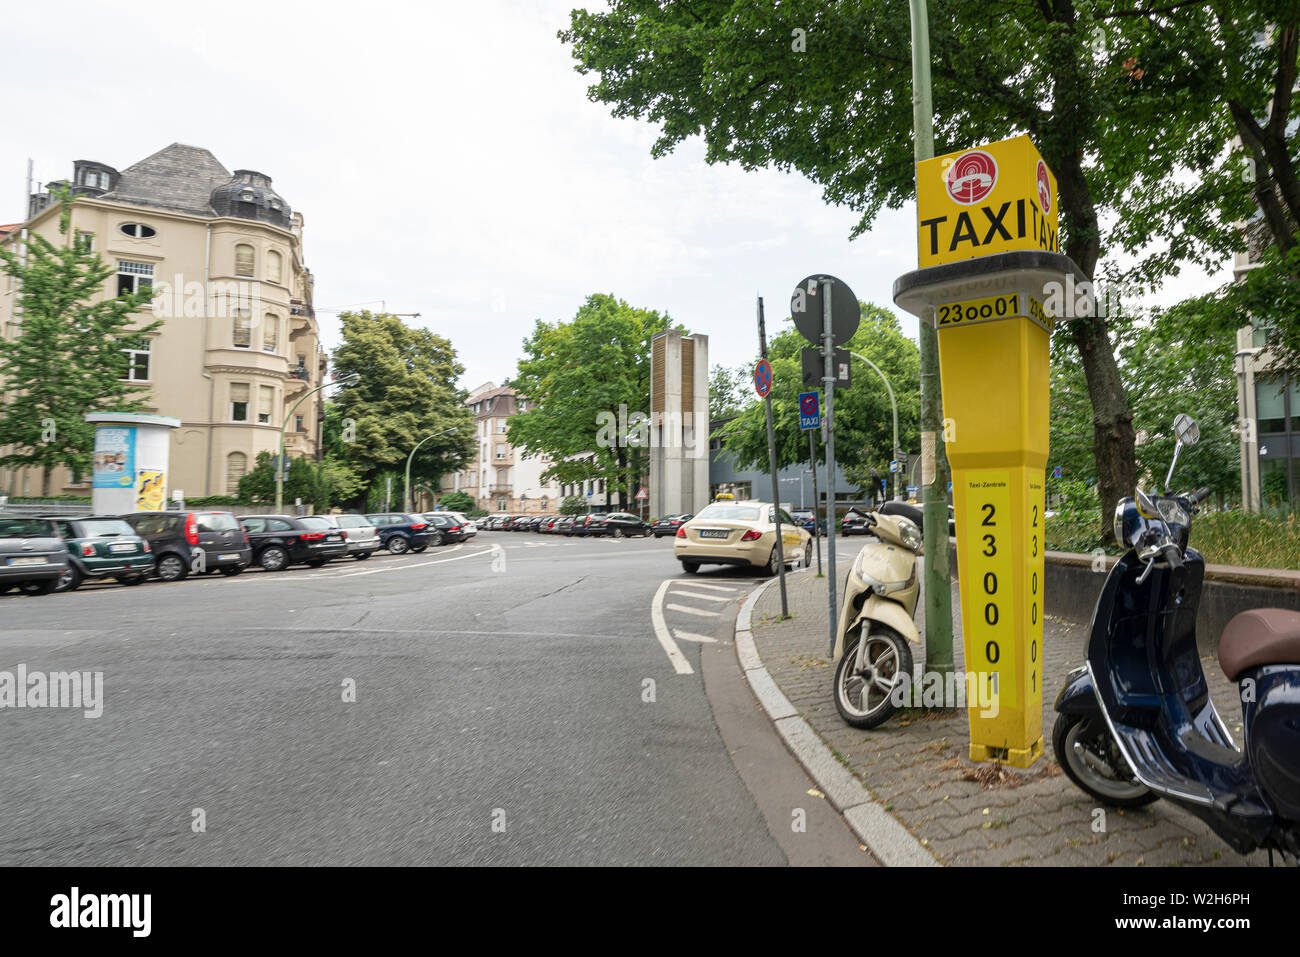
xmin=667 ymin=590 xmax=732 ymax=603
xmin=332 ymin=544 xmax=494 ymax=577
xmin=674 ymin=582 xmax=744 ymax=592
xmin=651 ymin=580 xmax=694 ymax=675
xmin=666 ymin=603 xmax=720 ymax=618
xmin=673 ymin=630 xmax=717 ymax=644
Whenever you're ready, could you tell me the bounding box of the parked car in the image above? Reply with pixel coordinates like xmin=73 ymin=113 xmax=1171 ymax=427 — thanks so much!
xmin=651 ymin=514 xmax=692 ymax=538
xmin=0 ymin=515 xmax=69 ymax=596
xmin=325 ymin=514 xmax=381 ymax=560
xmin=443 ymin=512 xmax=477 ymax=538
xmin=365 ymin=513 xmax=441 ymax=553
xmin=554 ymin=515 xmax=577 ymax=535
xmin=423 ymin=513 xmax=467 ymax=544
xmin=238 ymin=514 xmax=349 ymax=570
xmin=675 ymin=500 xmax=812 ymax=575
xmin=841 ymin=509 xmax=872 ymax=536
xmin=570 ymin=513 xmax=603 ymax=537
xmin=44 ymin=516 xmax=155 ymax=592
xmin=586 ymin=512 xmax=652 ymax=538
xmin=790 ymin=509 xmax=828 ymax=535
xmin=122 ymin=509 xmax=251 ymax=582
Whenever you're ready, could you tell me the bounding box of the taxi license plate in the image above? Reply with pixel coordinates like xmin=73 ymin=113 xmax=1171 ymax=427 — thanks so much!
xmin=698 ymin=529 xmax=730 ymax=539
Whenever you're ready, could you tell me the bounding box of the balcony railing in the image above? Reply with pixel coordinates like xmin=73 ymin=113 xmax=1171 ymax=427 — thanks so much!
xmin=289 ymin=366 xmax=310 ymax=382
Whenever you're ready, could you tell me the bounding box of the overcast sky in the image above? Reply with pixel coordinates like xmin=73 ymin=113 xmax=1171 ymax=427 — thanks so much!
xmin=4 ymin=0 xmax=1233 ymax=393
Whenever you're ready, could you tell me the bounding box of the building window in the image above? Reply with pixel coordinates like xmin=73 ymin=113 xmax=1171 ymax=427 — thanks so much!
xmin=497 ymin=420 xmax=507 ymax=433
xmin=295 ymin=414 xmax=305 ymax=433
xmin=78 ymin=232 xmax=94 ymax=253
xmin=495 ymin=443 xmax=506 ymax=460
xmin=116 ymin=260 xmax=154 ymax=296
xmin=230 ymin=382 xmax=250 ymax=422
xmin=120 ymin=336 xmax=150 ymax=382
xmin=262 ymin=314 xmax=279 ymax=352
xmin=1257 ymin=377 xmax=1288 ymax=434
xmin=234 ymin=244 xmax=255 ymax=278
xmin=258 ymin=385 xmax=274 ymax=425
xmin=233 ymin=310 xmax=252 ymax=348
xmin=540 ymin=496 xmax=549 ymax=510
xmin=119 ymin=223 xmax=156 ymax=239
xmin=226 ymin=452 xmax=247 ymax=495
xmin=267 ymin=250 xmax=283 ymax=284
xmin=498 ymin=499 xmax=508 ymax=511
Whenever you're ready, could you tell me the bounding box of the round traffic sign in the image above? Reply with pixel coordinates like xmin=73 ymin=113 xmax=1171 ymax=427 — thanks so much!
xmin=790 ymin=274 xmax=859 ymax=346
xmin=754 ymin=359 xmax=773 ymax=398
xmin=800 ymin=393 xmax=818 ymax=416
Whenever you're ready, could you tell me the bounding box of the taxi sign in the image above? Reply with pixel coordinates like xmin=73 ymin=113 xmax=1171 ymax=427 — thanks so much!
xmin=798 ymin=391 xmax=820 ymax=431
xmin=916 ymin=135 xmax=1059 ymax=269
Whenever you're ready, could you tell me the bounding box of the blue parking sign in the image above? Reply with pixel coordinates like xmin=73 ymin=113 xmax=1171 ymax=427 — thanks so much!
xmin=798 ymin=392 xmax=820 ymax=431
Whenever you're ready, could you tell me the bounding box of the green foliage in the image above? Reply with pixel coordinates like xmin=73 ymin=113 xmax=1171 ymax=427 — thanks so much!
xmin=183 ymin=495 xmax=242 ymax=508
xmin=0 ymin=192 xmax=160 ymax=492
xmin=560 ymin=495 xmax=588 ymax=515
xmin=710 ymin=363 xmax=749 ymax=421
xmin=330 ymin=311 xmax=475 ymax=501
xmin=1194 ymin=511 xmax=1300 ymax=570
xmin=714 ymin=304 xmax=919 ymax=493
xmin=438 ymin=490 xmax=476 ymax=513
xmin=236 ymin=451 xmax=361 ymax=513
xmin=509 ymin=293 xmax=680 ymax=507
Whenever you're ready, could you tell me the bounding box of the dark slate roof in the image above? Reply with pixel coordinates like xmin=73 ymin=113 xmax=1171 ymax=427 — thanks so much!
xmin=101 ymin=143 xmax=231 ymax=216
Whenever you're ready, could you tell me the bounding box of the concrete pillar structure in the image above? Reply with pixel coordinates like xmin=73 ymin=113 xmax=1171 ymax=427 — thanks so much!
xmin=649 ymin=331 xmax=709 ymax=518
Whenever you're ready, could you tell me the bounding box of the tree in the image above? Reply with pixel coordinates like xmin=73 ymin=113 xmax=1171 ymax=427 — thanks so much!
xmin=509 ymin=294 xmax=680 ymax=510
xmin=709 ymin=363 xmax=749 ymax=421
xmin=559 ymin=1 xmax=1256 ymax=532
xmin=560 ymin=494 xmax=588 ymax=515
xmin=330 ymin=311 xmax=475 ymax=504
xmin=0 ymin=194 xmax=159 ymax=494
xmin=715 ymin=304 xmax=919 ymax=496
xmin=439 ymin=490 xmax=476 ymax=513
xmin=237 ymin=451 xmax=361 ymax=512
xmin=1050 ymin=304 xmax=1240 ymax=507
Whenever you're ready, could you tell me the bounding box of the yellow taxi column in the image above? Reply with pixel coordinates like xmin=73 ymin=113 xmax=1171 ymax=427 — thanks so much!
xmin=893 ymin=134 xmax=1068 ymax=768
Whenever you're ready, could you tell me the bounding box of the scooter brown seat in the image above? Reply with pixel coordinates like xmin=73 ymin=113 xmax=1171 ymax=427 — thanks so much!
xmin=1218 ymin=608 xmax=1300 ymax=681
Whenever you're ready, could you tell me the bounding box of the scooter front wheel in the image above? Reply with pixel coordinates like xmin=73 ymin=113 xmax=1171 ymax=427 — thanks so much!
xmin=833 ymin=627 xmax=912 ymax=729
xmin=1052 ymin=712 xmax=1158 ymax=808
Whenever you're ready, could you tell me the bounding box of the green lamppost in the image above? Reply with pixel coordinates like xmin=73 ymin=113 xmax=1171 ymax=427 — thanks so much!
xmin=275 ymin=371 xmax=360 ymax=513
xmin=404 ymin=428 xmax=458 ymax=513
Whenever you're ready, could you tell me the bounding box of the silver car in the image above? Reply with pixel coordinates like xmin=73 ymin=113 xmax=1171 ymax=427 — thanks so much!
xmin=326 ymin=514 xmax=382 ymax=560
xmin=0 ymin=515 xmax=70 ymax=596
xmin=443 ymin=511 xmax=477 ymax=538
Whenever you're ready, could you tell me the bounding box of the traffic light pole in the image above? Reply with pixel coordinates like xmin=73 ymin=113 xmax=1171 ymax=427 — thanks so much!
xmin=757 ymin=297 xmax=788 ymax=618
xmin=821 ymin=279 xmax=838 ymax=656
xmin=910 ymin=0 xmax=954 ymax=680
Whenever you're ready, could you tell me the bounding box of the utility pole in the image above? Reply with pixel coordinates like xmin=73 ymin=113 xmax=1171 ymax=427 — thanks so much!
xmin=909 ymin=0 xmax=954 ymax=680
xmin=809 ymin=432 xmax=822 ymax=575
xmin=821 ymin=279 xmax=839 ymax=656
xmin=757 ymin=297 xmax=788 ymax=617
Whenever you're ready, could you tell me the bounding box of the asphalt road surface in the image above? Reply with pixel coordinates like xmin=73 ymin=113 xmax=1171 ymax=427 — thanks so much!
xmin=0 ymin=531 xmax=871 ymax=866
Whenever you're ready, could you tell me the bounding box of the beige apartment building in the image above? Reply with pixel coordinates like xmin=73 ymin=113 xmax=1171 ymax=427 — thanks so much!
xmin=0 ymin=144 xmax=327 ymax=499
xmin=442 ymin=383 xmax=560 ymax=513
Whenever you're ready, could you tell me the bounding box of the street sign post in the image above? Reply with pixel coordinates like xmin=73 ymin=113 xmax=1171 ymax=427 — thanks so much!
xmin=894 ymin=134 xmax=1081 ymax=769
xmin=790 ymin=274 xmax=857 ymax=656
xmin=756 ymin=299 xmax=788 ymax=617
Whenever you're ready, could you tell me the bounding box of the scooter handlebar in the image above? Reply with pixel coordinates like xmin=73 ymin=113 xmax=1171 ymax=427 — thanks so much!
xmin=1190 ymin=487 xmax=1211 ymax=505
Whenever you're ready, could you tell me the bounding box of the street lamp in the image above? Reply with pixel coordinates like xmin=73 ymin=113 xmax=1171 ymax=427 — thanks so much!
xmin=276 ymin=371 xmax=361 ymax=514
xmin=848 ymin=350 xmax=902 ymax=500
xmin=405 ymin=428 xmax=459 ymax=512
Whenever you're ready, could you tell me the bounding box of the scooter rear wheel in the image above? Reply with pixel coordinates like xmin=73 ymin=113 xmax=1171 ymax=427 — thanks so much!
xmin=1052 ymin=713 xmax=1157 ymax=808
xmin=833 ymin=627 xmax=912 ymax=729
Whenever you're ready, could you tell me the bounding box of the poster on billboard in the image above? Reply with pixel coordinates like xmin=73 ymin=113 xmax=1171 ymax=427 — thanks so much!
xmin=93 ymin=427 xmax=136 ymax=488
xmin=134 ymin=470 xmax=167 ymax=511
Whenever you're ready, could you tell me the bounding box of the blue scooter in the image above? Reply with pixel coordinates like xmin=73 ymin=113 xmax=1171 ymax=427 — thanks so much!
xmin=1054 ymin=415 xmax=1300 ymax=862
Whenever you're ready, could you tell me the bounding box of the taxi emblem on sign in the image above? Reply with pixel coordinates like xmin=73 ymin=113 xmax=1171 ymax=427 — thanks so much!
xmin=946 ymin=150 xmax=998 ymax=205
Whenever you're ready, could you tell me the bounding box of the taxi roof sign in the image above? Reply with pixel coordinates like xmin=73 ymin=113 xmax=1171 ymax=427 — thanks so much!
xmin=916 ymin=135 xmax=1059 ymax=269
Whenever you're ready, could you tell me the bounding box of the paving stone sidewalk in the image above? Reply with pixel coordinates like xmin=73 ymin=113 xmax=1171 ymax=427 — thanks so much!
xmin=751 ymin=567 xmax=1267 ymax=866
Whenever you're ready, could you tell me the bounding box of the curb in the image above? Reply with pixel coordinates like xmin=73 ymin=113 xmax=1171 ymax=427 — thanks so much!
xmin=736 ymin=571 xmax=939 ymax=867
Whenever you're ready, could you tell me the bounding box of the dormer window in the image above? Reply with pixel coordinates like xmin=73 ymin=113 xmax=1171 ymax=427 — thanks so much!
xmin=269 ymin=198 xmax=282 ymax=211
xmin=239 ymin=190 xmax=255 ymax=202
xmin=119 ymin=223 xmax=156 ymax=239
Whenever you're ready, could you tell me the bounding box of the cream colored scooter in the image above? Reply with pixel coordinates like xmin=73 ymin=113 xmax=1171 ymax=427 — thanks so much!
xmin=831 ymin=502 xmax=923 ymax=728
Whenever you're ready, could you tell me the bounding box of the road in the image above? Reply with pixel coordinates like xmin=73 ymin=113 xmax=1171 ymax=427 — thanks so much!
xmin=0 ymin=532 xmax=870 ymax=866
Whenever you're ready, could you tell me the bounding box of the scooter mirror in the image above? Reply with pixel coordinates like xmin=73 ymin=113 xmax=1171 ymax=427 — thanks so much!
xmin=1135 ymin=487 xmax=1161 ymax=519
xmin=1173 ymin=413 xmax=1200 ymax=447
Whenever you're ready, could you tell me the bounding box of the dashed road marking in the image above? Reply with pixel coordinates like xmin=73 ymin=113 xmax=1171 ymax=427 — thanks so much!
xmin=673 ymin=630 xmax=717 ymax=644
xmin=667 ymin=589 xmax=732 ymax=603
xmin=666 ymin=603 xmax=720 ymax=618
xmin=651 ymin=580 xmax=693 ymax=675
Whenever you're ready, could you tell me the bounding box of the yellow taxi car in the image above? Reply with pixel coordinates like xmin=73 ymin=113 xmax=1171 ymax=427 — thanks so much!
xmin=673 ymin=499 xmax=812 ymax=575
